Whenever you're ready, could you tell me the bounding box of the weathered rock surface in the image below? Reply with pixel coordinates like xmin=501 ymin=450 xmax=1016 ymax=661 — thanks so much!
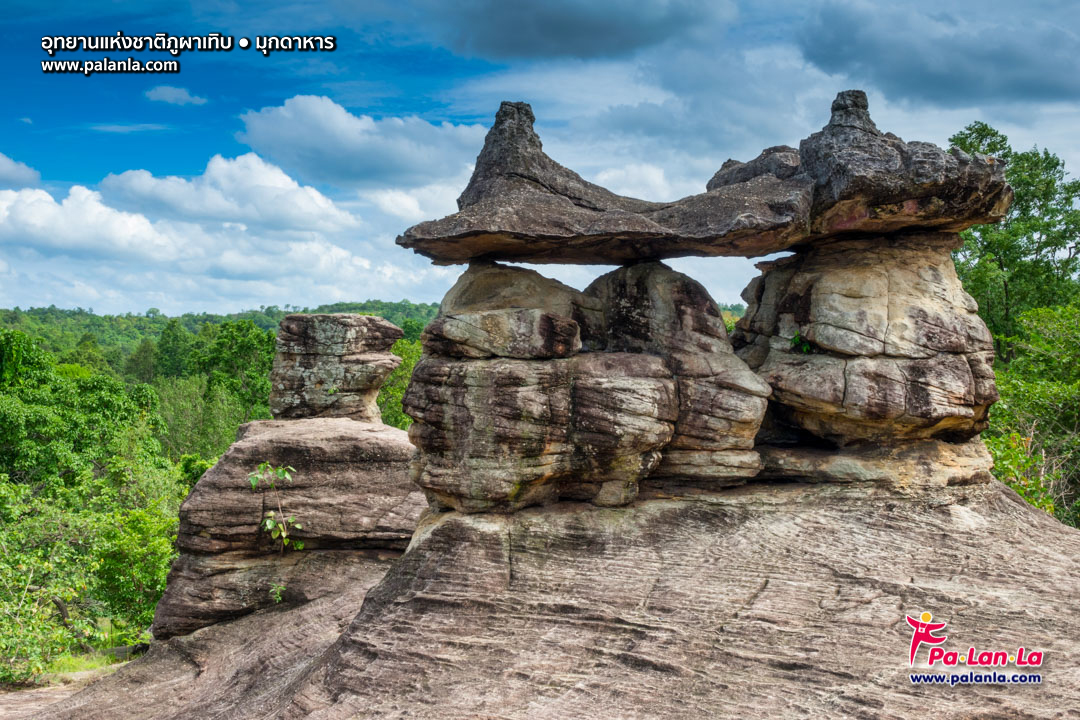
xmin=758 ymin=437 xmax=994 ymax=487
xmin=406 ymin=261 xmax=772 ymax=510
xmin=38 ymin=576 xmax=380 ymax=720
xmin=733 ymin=232 xmax=997 ymax=445
xmin=586 ymin=262 xmax=771 ymax=483
xmin=707 ymin=145 xmax=801 ymax=190
xmin=397 ymin=92 xmax=1009 ymax=265
xmin=801 ymin=90 xmax=1013 ymax=238
xmin=46 ymin=480 xmax=1079 ymax=719
xmin=404 ymin=353 xmax=677 ymax=512
xmin=269 ymin=314 xmax=403 ymax=422
xmin=399 ymin=101 xmax=813 ymax=264
xmin=152 ymin=418 xmax=425 ymax=639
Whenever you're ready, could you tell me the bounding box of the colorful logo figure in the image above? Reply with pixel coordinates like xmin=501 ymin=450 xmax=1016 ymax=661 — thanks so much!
xmin=906 ymin=611 xmax=947 ymax=666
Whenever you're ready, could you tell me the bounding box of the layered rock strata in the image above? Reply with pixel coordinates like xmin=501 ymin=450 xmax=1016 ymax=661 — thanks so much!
xmin=269 ymin=313 xmax=403 ymax=422
xmin=43 ymin=482 xmax=1080 ymax=720
xmin=152 ymin=419 xmax=426 ymax=638
xmin=584 ymin=262 xmax=771 ymax=483
xmin=404 ymin=261 xmax=771 ymax=513
xmin=398 ymin=91 xmax=1010 ymax=265
xmin=732 ymin=232 xmax=998 ymax=447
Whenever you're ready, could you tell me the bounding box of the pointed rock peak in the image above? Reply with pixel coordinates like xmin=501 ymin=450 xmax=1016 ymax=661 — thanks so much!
xmin=495 ymin=100 xmax=536 ymax=129
xmin=827 ymin=89 xmax=879 ymax=134
xmin=457 ymin=101 xmax=543 ymax=210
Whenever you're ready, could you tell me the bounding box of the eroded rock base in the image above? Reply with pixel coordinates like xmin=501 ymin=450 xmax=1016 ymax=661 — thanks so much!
xmin=43 ymin=480 xmax=1080 ymax=719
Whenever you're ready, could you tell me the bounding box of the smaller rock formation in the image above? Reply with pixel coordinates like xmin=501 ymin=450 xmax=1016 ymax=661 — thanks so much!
xmin=269 ymin=313 xmax=403 ymax=422
xmin=152 ymin=419 xmax=425 ymax=638
xmin=153 ymin=314 xmax=424 ymax=640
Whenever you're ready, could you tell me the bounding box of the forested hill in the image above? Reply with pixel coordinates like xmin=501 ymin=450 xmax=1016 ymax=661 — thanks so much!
xmin=0 ymin=300 xmax=439 ymax=370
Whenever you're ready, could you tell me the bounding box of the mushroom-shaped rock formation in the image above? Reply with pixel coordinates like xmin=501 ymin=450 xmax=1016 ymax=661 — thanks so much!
xmin=269 ymin=313 xmax=403 ymax=422
xmin=398 ymin=91 xmax=1010 ymax=265
xmin=36 ymin=93 xmax=1080 ymax=720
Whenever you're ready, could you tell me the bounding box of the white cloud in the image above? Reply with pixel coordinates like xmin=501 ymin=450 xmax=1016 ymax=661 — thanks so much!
xmin=102 ymin=153 xmax=361 ymax=232
xmin=0 ymin=152 xmax=41 ymax=188
xmin=145 ymin=85 xmax=208 ymax=105
xmin=237 ymin=95 xmax=486 ymax=187
xmin=594 ymin=163 xmax=678 ymax=201
xmin=360 ymin=168 xmax=471 ymax=223
xmin=0 ymin=186 xmax=180 ymax=260
xmin=0 ymin=163 xmax=461 ymax=314
xmin=19 ymin=118 xmax=32 ymax=125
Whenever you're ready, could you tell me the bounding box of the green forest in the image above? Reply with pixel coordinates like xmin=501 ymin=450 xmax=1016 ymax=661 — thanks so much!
xmin=1 ymin=122 xmax=1078 ymax=685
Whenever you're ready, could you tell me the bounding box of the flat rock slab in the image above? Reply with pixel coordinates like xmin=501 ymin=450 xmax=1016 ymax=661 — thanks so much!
xmin=397 ymin=92 xmax=1010 ymax=265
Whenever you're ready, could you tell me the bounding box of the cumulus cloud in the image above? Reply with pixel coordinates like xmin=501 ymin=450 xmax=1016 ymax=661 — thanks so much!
xmin=594 ymin=163 xmax=676 ymax=201
xmin=0 ymin=152 xmax=41 ymax=188
xmin=101 ymin=153 xmax=360 ymax=232
xmin=797 ymin=0 xmax=1080 ymax=105
xmin=237 ymin=95 xmax=486 ymax=188
xmin=0 ymin=186 xmax=182 ymax=260
xmin=145 ymin=85 xmax=208 ymax=105
xmin=360 ymin=168 xmax=470 ymax=223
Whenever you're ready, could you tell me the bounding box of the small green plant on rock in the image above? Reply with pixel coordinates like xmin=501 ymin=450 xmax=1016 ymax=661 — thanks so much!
xmin=248 ymin=462 xmax=304 ymax=552
xmin=268 ymin=584 xmax=286 ymax=604
xmin=790 ymin=331 xmax=813 ymax=354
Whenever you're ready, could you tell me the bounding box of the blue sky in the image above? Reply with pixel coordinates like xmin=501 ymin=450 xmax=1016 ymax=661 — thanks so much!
xmin=1 ymin=0 xmax=1078 ymax=314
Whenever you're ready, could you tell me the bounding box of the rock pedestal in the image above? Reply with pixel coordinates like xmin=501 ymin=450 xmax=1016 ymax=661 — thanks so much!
xmin=152 ymin=314 xmax=423 ymax=640
xmin=404 ymin=261 xmax=771 ymax=513
xmin=733 ymin=232 xmax=997 ymax=445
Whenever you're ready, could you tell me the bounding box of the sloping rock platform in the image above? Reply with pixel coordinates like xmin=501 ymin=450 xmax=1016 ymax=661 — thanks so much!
xmin=38 ymin=480 xmax=1080 ymax=719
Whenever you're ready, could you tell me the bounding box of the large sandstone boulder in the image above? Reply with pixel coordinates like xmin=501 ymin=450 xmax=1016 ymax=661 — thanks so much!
xmin=585 ymin=262 xmax=771 ymax=483
xmin=405 ymin=261 xmax=771 ymax=511
xmin=269 ymin=314 xmax=403 ymax=422
xmin=397 ymin=92 xmax=1009 ymax=265
xmin=733 ymin=232 xmax=997 ymax=445
xmin=424 ymin=261 xmax=605 ymax=356
xmin=404 ymin=353 xmax=678 ymax=512
xmin=152 ymin=418 xmax=426 ymax=639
